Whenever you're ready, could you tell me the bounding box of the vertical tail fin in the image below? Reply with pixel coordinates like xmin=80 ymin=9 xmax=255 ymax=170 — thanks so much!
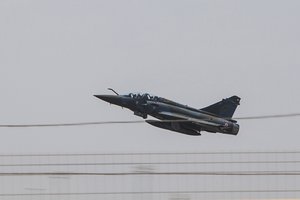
xmin=200 ymin=96 xmax=241 ymax=118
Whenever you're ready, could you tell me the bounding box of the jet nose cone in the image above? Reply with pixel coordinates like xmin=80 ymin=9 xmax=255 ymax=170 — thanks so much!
xmin=94 ymin=95 xmax=124 ymax=106
xmin=94 ymin=95 xmax=115 ymax=102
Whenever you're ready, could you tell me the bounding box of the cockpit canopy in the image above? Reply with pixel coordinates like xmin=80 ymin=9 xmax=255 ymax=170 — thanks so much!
xmin=124 ymin=92 xmax=190 ymax=110
xmin=125 ymin=93 xmax=159 ymax=101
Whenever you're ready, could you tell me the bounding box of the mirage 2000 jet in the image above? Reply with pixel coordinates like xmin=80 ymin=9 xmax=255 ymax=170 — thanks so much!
xmin=94 ymin=89 xmax=241 ymax=136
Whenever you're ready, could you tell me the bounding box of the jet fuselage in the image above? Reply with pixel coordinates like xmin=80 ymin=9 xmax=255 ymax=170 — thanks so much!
xmin=95 ymin=93 xmax=240 ymax=136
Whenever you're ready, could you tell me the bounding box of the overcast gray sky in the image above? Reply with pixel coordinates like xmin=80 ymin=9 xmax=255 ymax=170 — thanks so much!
xmin=0 ymin=0 xmax=300 ymax=154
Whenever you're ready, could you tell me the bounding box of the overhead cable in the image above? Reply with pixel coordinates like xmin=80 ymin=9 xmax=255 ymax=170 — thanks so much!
xmin=0 ymin=171 xmax=300 ymax=176
xmin=234 ymin=113 xmax=300 ymax=120
xmin=1 ymin=189 xmax=300 ymax=197
xmin=1 ymin=151 xmax=300 ymax=157
xmin=0 ymin=113 xmax=299 ymax=128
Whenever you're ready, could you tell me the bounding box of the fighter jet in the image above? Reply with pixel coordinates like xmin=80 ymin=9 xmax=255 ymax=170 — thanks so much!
xmin=94 ymin=89 xmax=241 ymax=136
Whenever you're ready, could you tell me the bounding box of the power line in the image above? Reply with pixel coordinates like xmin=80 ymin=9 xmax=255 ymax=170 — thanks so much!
xmin=234 ymin=113 xmax=300 ymax=120
xmin=1 ymin=189 xmax=300 ymax=197
xmin=0 ymin=120 xmax=145 ymax=127
xmin=1 ymin=150 xmax=300 ymax=157
xmin=0 ymin=171 xmax=300 ymax=176
xmin=0 ymin=113 xmax=299 ymax=128
xmin=1 ymin=160 xmax=300 ymax=167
